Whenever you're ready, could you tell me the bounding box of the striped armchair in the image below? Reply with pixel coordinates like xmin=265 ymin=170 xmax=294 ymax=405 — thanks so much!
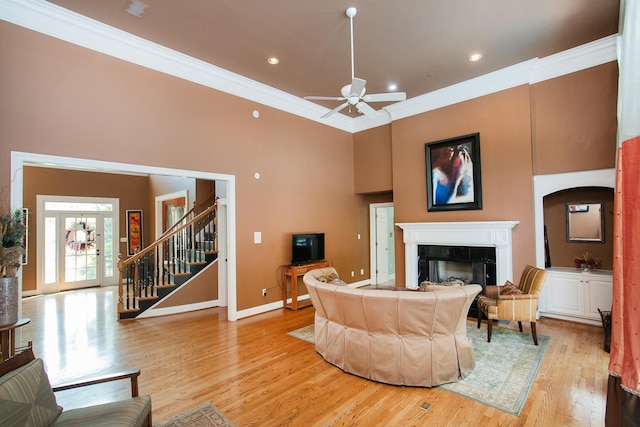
xmin=476 ymin=265 xmax=548 ymax=345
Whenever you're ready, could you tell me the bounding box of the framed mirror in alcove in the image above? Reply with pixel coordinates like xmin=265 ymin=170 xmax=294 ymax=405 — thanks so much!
xmin=566 ymin=201 xmax=605 ymax=243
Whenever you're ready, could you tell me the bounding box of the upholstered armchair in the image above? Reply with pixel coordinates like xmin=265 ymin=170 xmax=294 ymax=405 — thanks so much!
xmin=0 ymin=346 xmax=151 ymax=426
xmin=477 ymin=265 xmax=548 ymax=345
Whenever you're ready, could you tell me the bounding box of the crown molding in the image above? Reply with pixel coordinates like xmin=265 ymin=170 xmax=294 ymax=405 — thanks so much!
xmin=385 ymin=59 xmax=537 ymax=123
xmin=529 ymin=34 xmax=618 ymax=83
xmin=0 ymin=0 xmax=618 ymax=134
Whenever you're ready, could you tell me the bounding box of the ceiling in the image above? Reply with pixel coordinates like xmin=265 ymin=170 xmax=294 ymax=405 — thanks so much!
xmin=46 ymin=0 xmax=620 ymax=118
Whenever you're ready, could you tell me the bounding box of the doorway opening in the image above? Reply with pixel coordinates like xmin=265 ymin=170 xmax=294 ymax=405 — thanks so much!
xmin=11 ymin=151 xmax=238 ymax=321
xmin=369 ymin=203 xmax=395 ymax=285
xmin=155 ymin=190 xmax=189 ymax=239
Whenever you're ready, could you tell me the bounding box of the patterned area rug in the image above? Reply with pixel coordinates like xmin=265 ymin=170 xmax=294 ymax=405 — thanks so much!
xmin=288 ymin=321 xmax=549 ymax=415
xmin=154 ymin=402 xmax=235 ymax=427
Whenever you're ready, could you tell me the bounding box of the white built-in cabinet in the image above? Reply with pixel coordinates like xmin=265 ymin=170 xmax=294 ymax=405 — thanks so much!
xmin=539 ymin=267 xmax=612 ymax=326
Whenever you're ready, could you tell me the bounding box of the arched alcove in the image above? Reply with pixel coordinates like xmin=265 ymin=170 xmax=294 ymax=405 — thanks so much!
xmin=543 ymin=187 xmax=614 ymax=269
xmin=533 ymin=169 xmax=615 ymax=269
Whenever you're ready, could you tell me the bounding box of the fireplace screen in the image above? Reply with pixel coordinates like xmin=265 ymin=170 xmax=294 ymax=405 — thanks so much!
xmin=418 ymin=245 xmax=496 ymax=290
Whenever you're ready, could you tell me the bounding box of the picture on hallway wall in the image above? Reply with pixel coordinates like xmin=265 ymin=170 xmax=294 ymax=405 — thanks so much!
xmin=126 ymin=210 xmax=143 ymax=255
xmin=425 ymin=133 xmax=482 ymax=212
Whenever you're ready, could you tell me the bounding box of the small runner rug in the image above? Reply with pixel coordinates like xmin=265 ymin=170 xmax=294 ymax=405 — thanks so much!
xmin=154 ymin=402 xmax=235 ymax=427
xmin=288 ymin=321 xmax=549 ymax=415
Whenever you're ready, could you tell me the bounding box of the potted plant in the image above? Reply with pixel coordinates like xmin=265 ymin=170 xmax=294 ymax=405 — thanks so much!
xmin=0 ymin=208 xmax=25 ymax=326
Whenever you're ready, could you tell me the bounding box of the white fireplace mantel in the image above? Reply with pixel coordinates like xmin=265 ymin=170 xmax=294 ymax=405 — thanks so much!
xmin=397 ymin=221 xmax=519 ymax=288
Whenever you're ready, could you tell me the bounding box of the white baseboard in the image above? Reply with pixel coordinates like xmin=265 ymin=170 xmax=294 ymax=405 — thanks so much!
xmin=136 ymin=300 xmax=219 ymax=319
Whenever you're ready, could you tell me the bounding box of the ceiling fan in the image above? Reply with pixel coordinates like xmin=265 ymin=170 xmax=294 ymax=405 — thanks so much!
xmin=304 ymin=7 xmax=406 ymax=119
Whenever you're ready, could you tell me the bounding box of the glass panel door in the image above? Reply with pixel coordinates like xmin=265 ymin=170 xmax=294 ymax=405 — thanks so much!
xmin=38 ymin=196 xmax=119 ymax=294
xmin=60 ymin=214 xmax=101 ymax=291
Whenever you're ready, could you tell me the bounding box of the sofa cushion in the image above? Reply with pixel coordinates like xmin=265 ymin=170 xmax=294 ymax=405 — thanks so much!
xmin=0 ymin=358 xmax=63 ymax=427
xmin=51 ymin=396 xmax=151 ymax=427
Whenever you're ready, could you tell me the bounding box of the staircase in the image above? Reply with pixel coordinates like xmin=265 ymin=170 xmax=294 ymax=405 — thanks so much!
xmin=117 ymin=194 xmax=218 ymax=320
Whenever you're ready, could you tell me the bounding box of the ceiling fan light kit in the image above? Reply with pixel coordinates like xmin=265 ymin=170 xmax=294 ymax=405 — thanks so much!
xmin=304 ymin=7 xmax=406 ymax=119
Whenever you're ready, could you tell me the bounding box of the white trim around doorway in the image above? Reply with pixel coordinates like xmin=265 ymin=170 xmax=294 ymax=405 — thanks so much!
xmin=369 ymin=202 xmax=395 ymax=286
xmin=10 ymin=151 xmax=238 ymax=321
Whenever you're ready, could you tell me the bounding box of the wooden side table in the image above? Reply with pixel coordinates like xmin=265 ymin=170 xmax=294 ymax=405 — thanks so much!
xmin=0 ymin=317 xmax=30 ymax=361
xmin=282 ymin=261 xmax=332 ymax=310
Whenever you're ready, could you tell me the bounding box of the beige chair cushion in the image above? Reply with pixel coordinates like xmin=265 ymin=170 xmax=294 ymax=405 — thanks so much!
xmin=0 ymin=358 xmax=63 ymax=426
xmin=51 ymin=396 xmax=151 ymax=427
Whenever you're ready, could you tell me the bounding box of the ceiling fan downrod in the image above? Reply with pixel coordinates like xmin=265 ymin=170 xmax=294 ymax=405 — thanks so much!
xmin=347 ymin=7 xmax=357 ymax=80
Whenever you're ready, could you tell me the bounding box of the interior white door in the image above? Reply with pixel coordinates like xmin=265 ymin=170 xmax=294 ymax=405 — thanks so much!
xmin=375 ymin=208 xmax=389 ymax=284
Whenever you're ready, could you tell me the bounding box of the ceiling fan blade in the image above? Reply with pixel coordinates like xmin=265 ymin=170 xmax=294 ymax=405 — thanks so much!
xmin=321 ymin=101 xmax=349 ymax=118
xmin=355 ymin=101 xmax=378 ymax=119
xmin=304 ymin=96 xmax=345 ymax=101
xmin=350 ymin=78 xmax=366 ymax=97
xmin=362 ymin=92 xmax=407 ymax=103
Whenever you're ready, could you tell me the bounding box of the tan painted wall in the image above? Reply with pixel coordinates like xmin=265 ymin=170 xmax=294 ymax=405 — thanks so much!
xmin=531 ymin=63 xmax=618 ymax=175
xmin=0 ymin=22 xmax=368 ymax=311
xmin=353 ymin=126 xmax=393 ymax=194
xmin=21 ymin=166 xmax=150 ymax=292
xmin=543 ymin=188 xmax=614 ymax=270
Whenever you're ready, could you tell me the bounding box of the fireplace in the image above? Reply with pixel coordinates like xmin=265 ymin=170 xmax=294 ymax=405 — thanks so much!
xmin=418 ymin=245 xmax=496 ymax=290
xmin=397 ymin=221 xmax=519 ymax=288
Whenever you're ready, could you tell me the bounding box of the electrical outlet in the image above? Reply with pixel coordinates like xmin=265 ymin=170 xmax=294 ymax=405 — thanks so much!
xmin=360 ymin=269 xmax=364 ymax=275
xmin=351 ymin=271 xmax=355 ymax=277
xmin=262 ymin=288 xmax=267 ymax=296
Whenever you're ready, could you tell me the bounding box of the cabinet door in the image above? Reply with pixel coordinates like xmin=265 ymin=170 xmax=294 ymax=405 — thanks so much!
xmin=585 ymin=277 xmax=613 ymax=320
xmin=545 ymin=273 xmax=585 ymax=316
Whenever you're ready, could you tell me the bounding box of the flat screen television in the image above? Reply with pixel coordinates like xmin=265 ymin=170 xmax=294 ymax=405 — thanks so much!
xmin=291 ymin=233 xmax=325 ymax=265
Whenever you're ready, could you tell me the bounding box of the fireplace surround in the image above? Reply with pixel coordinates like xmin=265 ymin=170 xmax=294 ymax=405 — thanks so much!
xmin=397 ymin=221 xmax=519 ymax=288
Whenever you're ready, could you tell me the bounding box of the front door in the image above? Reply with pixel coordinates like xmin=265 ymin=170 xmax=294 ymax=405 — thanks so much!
xmin=59 ymin=213 xmax=101 ymax=291
xmin=39 ymin=196 xmax=118 ymax=293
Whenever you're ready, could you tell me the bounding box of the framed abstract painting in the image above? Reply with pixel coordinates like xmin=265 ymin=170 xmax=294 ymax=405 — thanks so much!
xmin=126 ymin=209 xmax=143 ymax=255
xmin=425 ymin=133 xmax=482 ymax=212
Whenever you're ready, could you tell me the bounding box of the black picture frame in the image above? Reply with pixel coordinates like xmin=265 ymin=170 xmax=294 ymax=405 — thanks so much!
xmin=425 ymin=133 xmax=482 ymax=212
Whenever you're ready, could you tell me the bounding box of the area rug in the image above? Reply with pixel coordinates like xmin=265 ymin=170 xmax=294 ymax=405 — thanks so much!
xmin=287 ymin=323 xmax=315 ymax=343
xmin=288 ymin=322 xmax=549 ymax=415
xmin=154 ymin=402 xmax=235 ymax=427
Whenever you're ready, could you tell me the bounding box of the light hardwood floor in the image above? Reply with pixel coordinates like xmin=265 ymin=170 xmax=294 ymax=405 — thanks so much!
xmin=18 ymin=286 xmax=609 ymax=426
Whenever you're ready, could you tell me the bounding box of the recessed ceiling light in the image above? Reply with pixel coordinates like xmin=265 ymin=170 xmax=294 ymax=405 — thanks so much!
xmin=469 ymin=53 xmax=482 ymax=62
xmin=388 ymin=83 xmax=398 ymax=91
xmin=267 ymin=57 xmax=279 ymax=65
xmin=125 ymin=0 xmax=147 ymax=17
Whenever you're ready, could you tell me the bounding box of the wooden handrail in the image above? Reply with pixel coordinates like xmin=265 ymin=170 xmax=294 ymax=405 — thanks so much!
xmin=118 ymin=203 xmax=216 ymax=268
xmin=159 ymin=191 xmax=216 ymax=239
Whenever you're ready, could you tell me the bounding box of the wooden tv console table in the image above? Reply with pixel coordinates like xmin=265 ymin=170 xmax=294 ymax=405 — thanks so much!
xmin=282 ymin=261 xmax=332 ymax=310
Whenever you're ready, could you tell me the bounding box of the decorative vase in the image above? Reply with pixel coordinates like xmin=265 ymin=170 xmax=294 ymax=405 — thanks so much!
xmin=0 ymin=277 xmax=19 ymax=327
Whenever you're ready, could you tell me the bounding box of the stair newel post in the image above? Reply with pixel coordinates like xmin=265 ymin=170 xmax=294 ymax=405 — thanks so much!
xmin=117 ymin=253 xmax=124 ymax=313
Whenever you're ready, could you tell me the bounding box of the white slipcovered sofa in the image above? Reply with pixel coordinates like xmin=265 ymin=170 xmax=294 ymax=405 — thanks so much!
xmin=303 ymin=267 xmax=482 ymax=387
